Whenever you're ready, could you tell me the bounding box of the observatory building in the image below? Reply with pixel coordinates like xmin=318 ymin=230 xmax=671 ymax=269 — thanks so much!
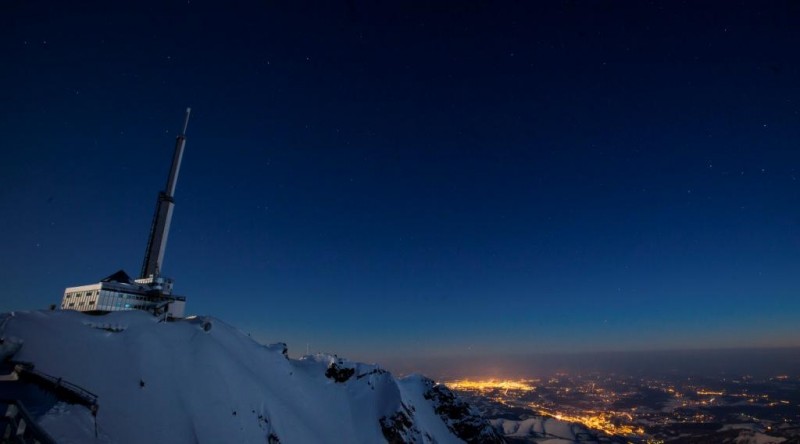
xmin=60 ymin=109 xmax=192 ymax=318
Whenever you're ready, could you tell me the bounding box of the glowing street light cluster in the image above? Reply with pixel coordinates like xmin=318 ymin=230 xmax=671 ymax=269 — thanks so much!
xmin=444 ymin=379 xmax=536 ymax=392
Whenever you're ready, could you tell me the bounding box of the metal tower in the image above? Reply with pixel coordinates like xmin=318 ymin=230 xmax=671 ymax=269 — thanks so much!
xmin=140 ymin=108 xmax=192 ymax=280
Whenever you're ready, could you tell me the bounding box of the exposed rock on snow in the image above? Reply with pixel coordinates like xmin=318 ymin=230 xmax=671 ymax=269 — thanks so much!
xmin=0 ymin=310 xmax=504 ymax=444
xmin=265 ymin=342 xmax=288 ymax=358
xmin=325 ymin=361 xmax=356 ymax=383
xmin=379 ymin=403 xmax=421 ymax=443
xmin=420 ymin=377 xmax=506 ymax=444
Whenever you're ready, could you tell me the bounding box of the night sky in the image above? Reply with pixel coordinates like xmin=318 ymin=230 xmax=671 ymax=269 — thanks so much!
xmin=2 ymin=1 xmax=799 ymax=374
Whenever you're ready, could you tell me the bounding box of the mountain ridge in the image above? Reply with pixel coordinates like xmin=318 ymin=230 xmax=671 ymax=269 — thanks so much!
xmin=0 ymin=310 xmax=502 ymax=444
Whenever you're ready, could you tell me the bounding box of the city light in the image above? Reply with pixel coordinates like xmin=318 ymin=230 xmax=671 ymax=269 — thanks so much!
xmin=444 ymin=379 xmax=536 ymax=392
xmin=445 ymin=374 xmax=799 ymax=442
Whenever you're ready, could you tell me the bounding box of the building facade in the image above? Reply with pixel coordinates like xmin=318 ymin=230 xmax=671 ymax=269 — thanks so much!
xmin=61 ymin=271 xmax=185 ymax=318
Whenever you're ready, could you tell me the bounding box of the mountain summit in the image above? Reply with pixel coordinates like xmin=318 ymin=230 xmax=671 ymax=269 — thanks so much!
xmin=0 ymin=310 xmax=503 ymax=444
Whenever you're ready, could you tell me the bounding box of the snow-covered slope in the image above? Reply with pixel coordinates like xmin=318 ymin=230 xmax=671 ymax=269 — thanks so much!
xmin=0 ymin=310 xmax=503 ymax=444
xmin=491 ymin=417 xmax=598 ymax=443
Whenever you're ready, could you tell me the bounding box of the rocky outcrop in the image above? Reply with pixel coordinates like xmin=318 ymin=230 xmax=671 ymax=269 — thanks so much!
xmin=325 ymin=361 xmax=356 ymax=383
xmin=421 ymin=377 xmax=505 ymax=444
xmin=379 ymin=404 xmax=420 ymax=444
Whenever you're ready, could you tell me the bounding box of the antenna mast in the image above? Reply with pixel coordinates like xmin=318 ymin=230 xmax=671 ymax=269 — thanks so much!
xmin=140 ymin=108 xmax=192 ymax=280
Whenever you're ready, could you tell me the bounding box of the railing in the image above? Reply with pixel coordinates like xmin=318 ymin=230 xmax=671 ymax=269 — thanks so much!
xmin=13 ymin=364 xmax=98 ymax=414
xmin=0 ymin=398 xmax=56 ymax=444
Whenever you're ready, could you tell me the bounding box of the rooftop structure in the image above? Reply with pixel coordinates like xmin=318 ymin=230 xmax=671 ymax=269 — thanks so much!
xmin=61 ymin=109 xmax=192 ymax=318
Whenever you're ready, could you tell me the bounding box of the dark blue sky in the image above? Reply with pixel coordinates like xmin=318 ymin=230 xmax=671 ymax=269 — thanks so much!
xmin=2 ymin=1 xmax=799 ymax=371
